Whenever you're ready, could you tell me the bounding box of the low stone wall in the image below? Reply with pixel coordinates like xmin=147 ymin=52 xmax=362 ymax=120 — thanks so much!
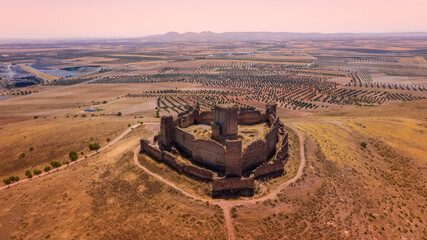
xmin=212 ymin=176 xmax=255 ymax=198
xmin=140 ymin=139 xmax=162 ymax=160
xmin=182 ymin=165 xmax=213 ymax=180
xmin=162 ymin=151 xmax=183 ymax=173
xmin=253 ymin=161 xmax=284 ymax=179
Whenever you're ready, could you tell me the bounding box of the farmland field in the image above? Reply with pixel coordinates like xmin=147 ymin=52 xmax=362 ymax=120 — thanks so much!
xmin=0 ymin=33 xmax=426 ymax=240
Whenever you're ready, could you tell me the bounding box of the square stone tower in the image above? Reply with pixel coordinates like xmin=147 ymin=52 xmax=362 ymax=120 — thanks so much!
xmin=266 ymin=102 xmax=277 ymax=117
xmin=159 ymin=116 xmax=174 ymax=148
xmin=225 ymin=140 xmax=242 ymax=177
xmin=214 ymin=104 xmax=238 ymax=137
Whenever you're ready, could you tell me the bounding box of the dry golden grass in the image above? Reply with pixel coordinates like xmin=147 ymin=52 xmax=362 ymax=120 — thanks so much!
xmin=0 ymin=116 xmax=138 ymax=180
xmin=138 ymin=153 xmax=212 ymax=198
xmin=231 ymin=100 xmax=427 ymax=240
xmin=0 ymin=126 xmax=226 ymax=240
xmin=0 ymin=83 xmax=175 ymax=180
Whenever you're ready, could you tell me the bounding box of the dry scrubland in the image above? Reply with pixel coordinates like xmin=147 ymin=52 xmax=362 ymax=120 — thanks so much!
xmin=0 ymin=83 xmax=194 ymax=180
xmin=0 ymin=117 xmax=133 ymax=180
xmin=231 ymin=100 xmax=427 ymax=240
xmin=0 ymin=126 xmax=226 ymax=240
xmin=1 ymin=37 xmax=426 ymax=239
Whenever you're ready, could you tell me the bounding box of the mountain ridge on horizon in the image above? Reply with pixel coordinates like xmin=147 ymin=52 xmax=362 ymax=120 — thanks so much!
xmin=1 ymin=31 xmax=427 ymax=43
xmin=141 ymin=31 xmax=427 ymax=42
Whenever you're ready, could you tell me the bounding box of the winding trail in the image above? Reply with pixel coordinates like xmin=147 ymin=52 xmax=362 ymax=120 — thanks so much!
xmin=135 ymin=123 xmax=307 ymax=240
xmin=0 ymin=123 xmax=141 ymax=191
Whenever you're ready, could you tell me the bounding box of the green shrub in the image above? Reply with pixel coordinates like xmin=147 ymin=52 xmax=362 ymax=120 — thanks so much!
xmin=3 ymin=178 xmax=11 ymax=185
xmin=33 ymin=116 xmax=38 ymax=119
xmin=44 ymin=166 xmax=51 ymax=172
xmin=89 ymin=143 xmax=101 ymax=152
xmin=69 ymin=151 xmax=78 ymax=161
xmin=106 ymin=138 xmax=110 ymax=142
xmin=19 ymin=152 xmax=26 ymax=158
xmin=25 ymin=170 xmax=33 ymax=178
xmin=8 ymin=176 xmax=19 ymax=182
xmin=51 ymin=161 xmax=62 ymax=169
xmin=33 ymin=169 xmax=42 ymax=176
xmin=361 ymin=142 xmax=367 ymax=148
xmin=29 ymin=146 xmax=34 ymax=151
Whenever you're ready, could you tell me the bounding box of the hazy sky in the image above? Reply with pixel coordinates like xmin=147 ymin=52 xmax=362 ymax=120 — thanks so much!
xmin=1 ymin=0 xmax=426 ymax=38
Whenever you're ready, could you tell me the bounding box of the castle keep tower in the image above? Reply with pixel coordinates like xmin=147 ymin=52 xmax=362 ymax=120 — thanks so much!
xmin=213 ymin=104 xmax=238 ymax=139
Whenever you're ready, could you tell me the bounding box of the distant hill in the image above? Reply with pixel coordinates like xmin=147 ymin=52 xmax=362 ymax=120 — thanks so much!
xmin=141 ymin=31 xmax=427 ymax=42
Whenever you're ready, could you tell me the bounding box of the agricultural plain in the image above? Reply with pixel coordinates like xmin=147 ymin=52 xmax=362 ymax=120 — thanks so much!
xmin=0 ymin=34 xmax=426 ymax=239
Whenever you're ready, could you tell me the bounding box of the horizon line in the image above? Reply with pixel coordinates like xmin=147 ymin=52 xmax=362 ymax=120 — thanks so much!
xmin=1 ymin=31 xmax=427 ymax=41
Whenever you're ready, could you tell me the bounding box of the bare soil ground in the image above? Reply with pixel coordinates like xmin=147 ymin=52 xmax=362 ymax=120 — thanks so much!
xmin=231 ymin=100 xmax=427 ymax=240
xmin=1 ymin=38 xmax=426 ymax=239
xmin=0 ymin=116 xmax=134 ymax=180
xmin=0 ymin=126 xmax=226 ymax=240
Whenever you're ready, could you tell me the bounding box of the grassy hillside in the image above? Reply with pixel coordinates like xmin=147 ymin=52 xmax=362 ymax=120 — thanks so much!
xmin=0 ymin=126 xmax=226 ymax=239
xmin=232 ymin=100 xmax=427 ymax=240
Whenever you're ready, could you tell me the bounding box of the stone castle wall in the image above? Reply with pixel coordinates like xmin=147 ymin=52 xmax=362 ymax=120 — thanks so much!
xmin=193 ymin=139 xmax=226 ymax=171
xmin=140 ymin=140 xmax=213 ymax=180
xmin=276 ymin=141 xmax=289 ymax=161
xmin=182 ymin=165 xmax=213 ymax=180
xmin=212 ymin=176 xmax=255 ymax=198
xmin=198 ymin=109 xmax=268 ymax=125
xmin=237 ymin=110 xmax=267 ymax=124
xmin=242 ymin=139 xmax=268 ymax=171
xmin=177 ymin=108 xmax=198 ymax=128
xmin=174 ymin=127 xmax=195 ymax=156
xmin=197 ymin=111 xmax=214 ymax=124
xmin=162 ymin=150 xmax=184 ymax=173
xmin=264 ymin=118 xmax=279 ymax=157
xmin=140 ymin=139 xmax=162 ymax=160
xmin=253 ymin=161 xmax=284 ymax=179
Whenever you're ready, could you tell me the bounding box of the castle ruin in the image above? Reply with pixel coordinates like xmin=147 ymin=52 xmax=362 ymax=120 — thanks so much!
xmin=140 ymin=103 xmax=289 ymax=198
